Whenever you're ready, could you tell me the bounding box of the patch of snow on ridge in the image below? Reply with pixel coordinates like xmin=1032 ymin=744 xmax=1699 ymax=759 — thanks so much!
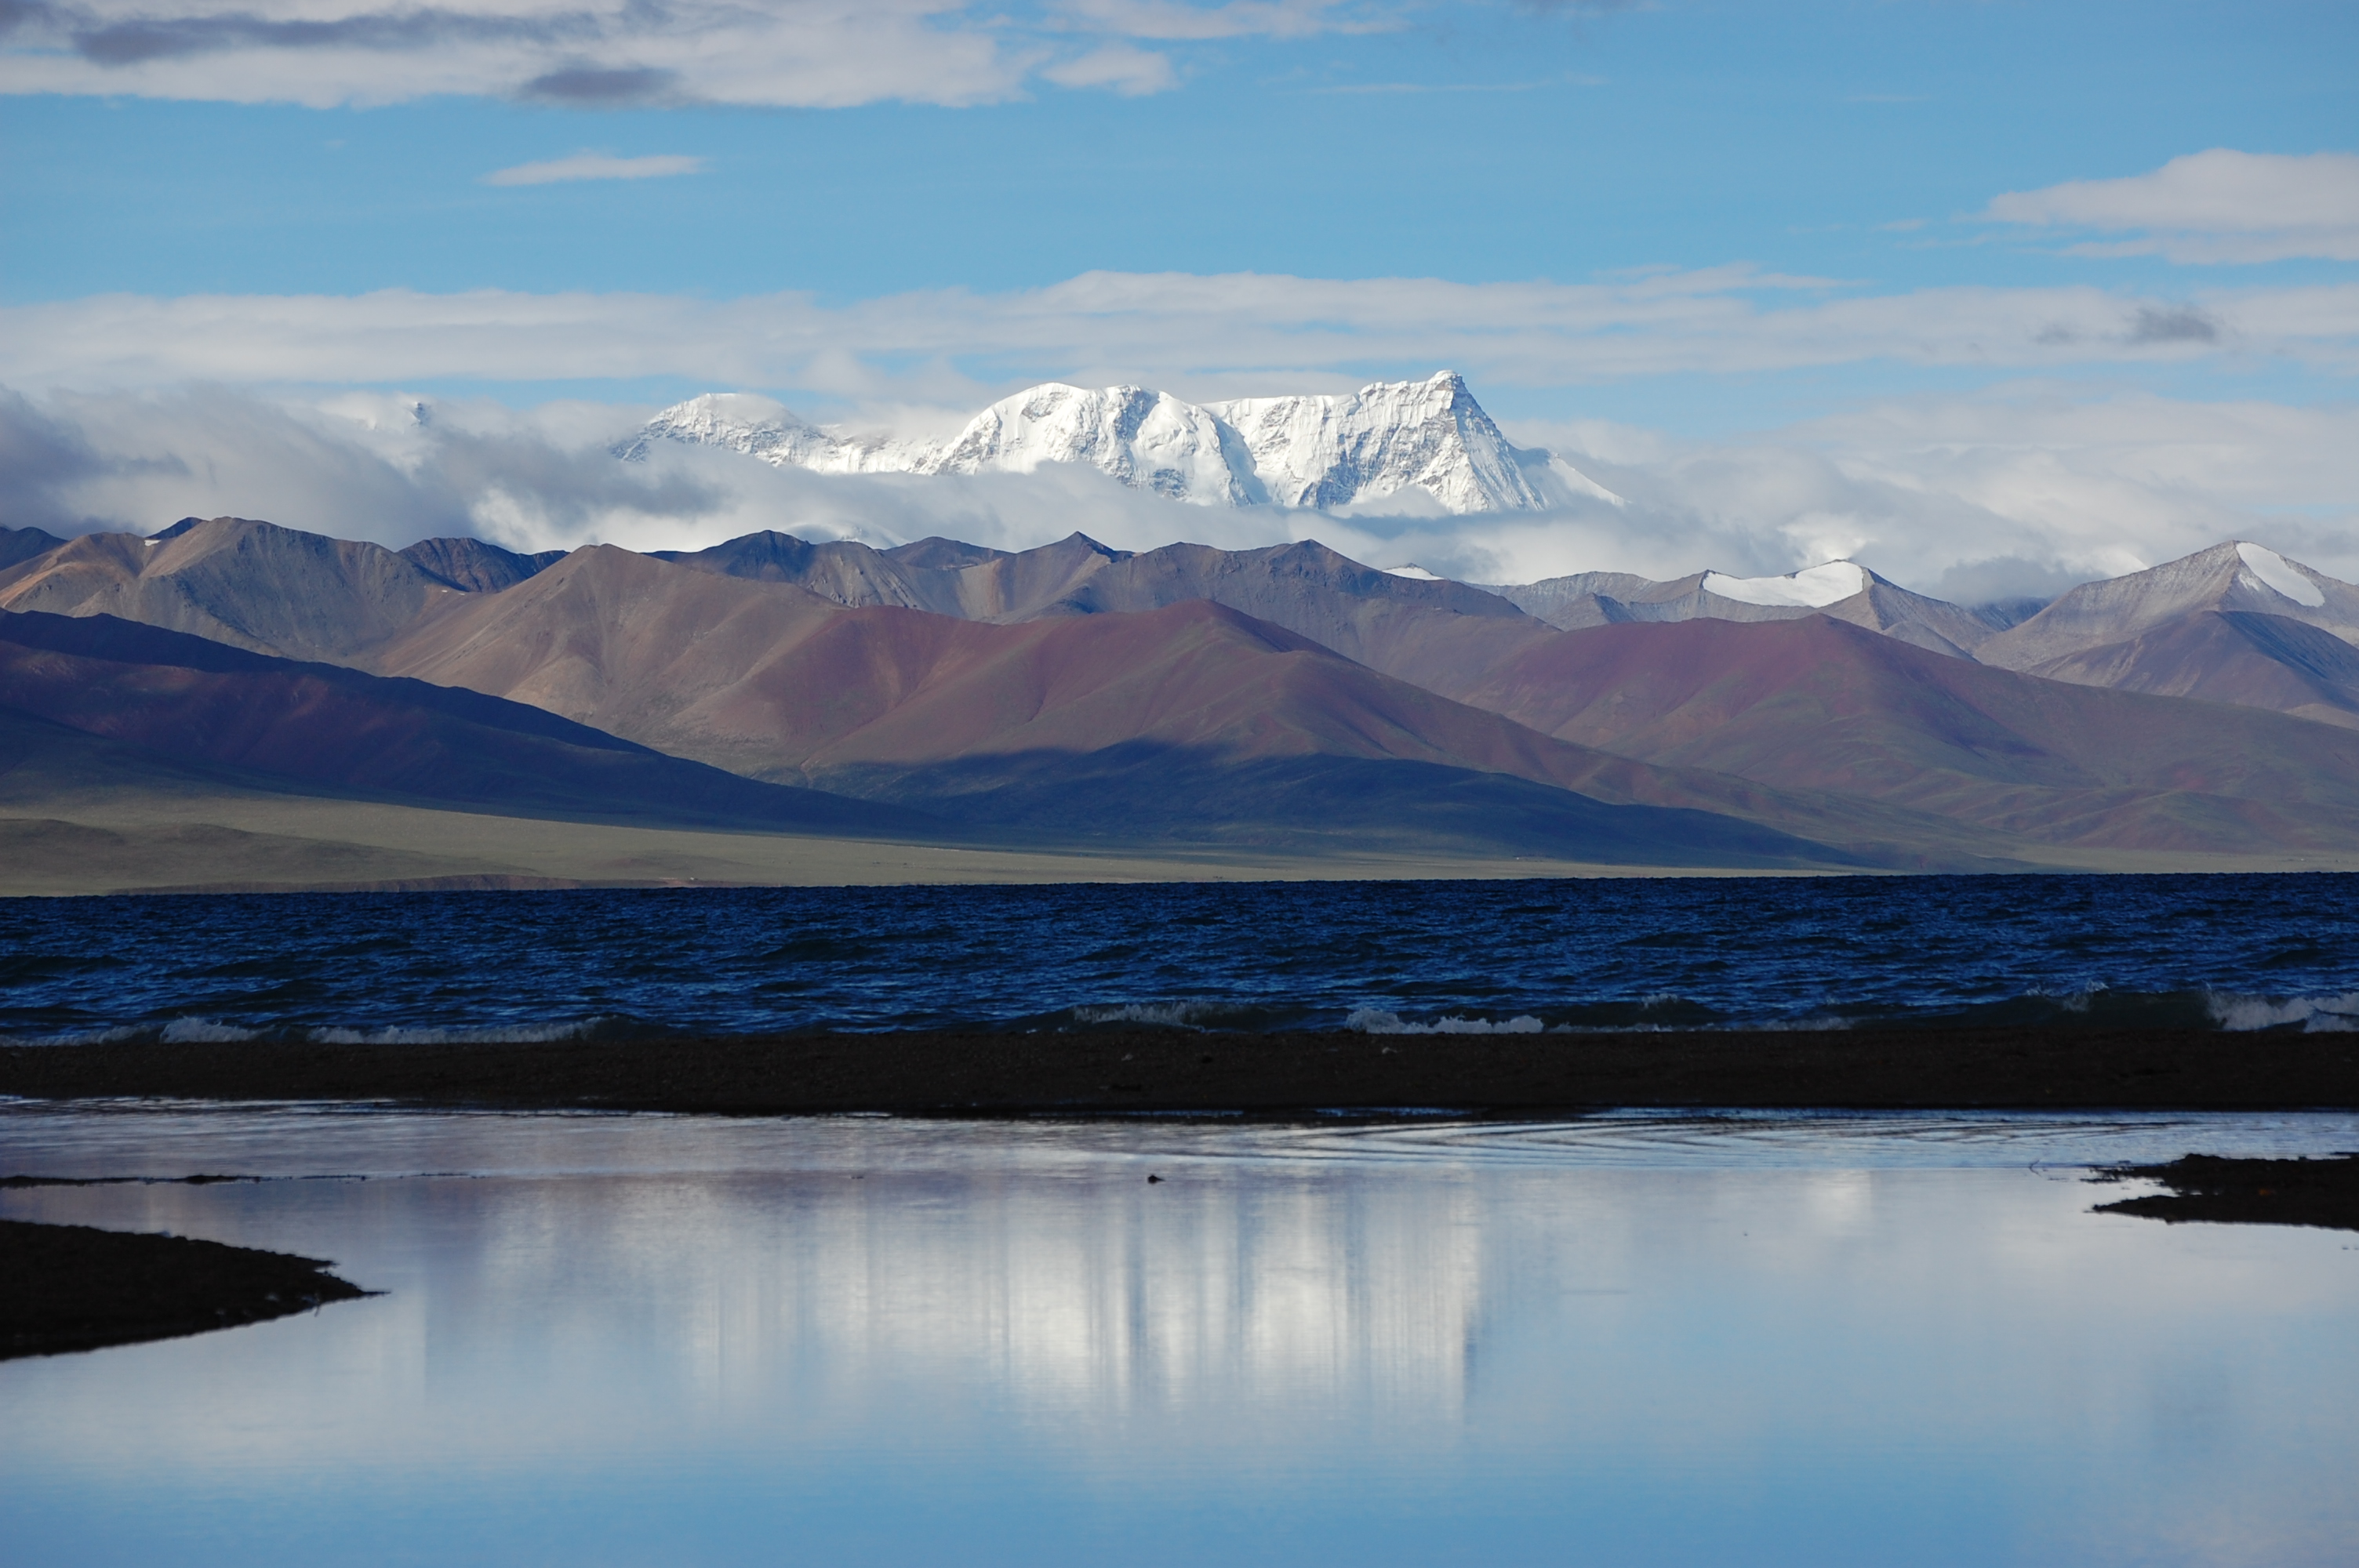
xmin=1701 ymin=561 xmax=1870 ymax=608
xmin=1383 ymin=564 xmax=1445 ymax=580
xmin=2234 ymin=542 xmax=2328 ymax=608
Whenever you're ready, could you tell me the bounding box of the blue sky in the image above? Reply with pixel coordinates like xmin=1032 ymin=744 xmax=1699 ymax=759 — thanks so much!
xmin=2 ymin=0 xmax=2354 ymax=587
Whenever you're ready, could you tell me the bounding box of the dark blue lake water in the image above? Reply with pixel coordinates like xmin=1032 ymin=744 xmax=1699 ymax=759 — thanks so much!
xmin=3 ymin=873 xmax=2355 ymax=1042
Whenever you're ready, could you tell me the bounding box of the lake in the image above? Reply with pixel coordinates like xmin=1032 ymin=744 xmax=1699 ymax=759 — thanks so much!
xmin=4 ymin=874 xmax=2358 ymax=1041
xmin=5 ymin=1103 xmax=2357 ymax=1566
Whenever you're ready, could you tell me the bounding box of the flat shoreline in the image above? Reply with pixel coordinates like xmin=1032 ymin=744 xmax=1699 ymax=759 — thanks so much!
xmin=5 ymin=1024 xmax=2355 ymax=1115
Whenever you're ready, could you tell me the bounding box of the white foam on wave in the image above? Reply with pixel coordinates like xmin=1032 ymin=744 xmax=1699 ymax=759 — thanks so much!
xmin=1347 ymin=1008 xmax=1553 ymax=1036
xmin=307 ymin=1020 xmax=604 ymax=1046
xmin=1070 ymin=1003 xmax=1223 ymax=1029
xmin=2208 ymin=991 xmax=2359 ymax=1033
xmin=0 ymin=1024 xmax=151 ymax=1048
xmin=161 ymin=1018 xmax=260 ymax=1043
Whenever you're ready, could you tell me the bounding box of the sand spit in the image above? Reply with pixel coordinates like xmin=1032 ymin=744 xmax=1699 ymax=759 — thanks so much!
xmin=5 ymin=1025 xmax=2356 ymax=1115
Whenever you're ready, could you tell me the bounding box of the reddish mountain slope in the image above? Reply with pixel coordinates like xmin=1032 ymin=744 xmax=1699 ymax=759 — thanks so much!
xmin=0 ymin=608 xmax=926 ymax=835
xmin=660 ymin=530 xmax=1552 ymax=693
xmin=0 ymin=517 xmax=463 ymax=662
xmin=2022 ymin=612 xmax=2359 ymax=730
xmin=1456 ymin=615 xmax=2359 ymax=853
xmin=369 ymin=548 xmax=1859 ymax=865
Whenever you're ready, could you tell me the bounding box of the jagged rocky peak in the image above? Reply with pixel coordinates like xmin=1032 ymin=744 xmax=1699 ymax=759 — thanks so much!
xmin=620 ymin=372 xmax=1616 ymax=515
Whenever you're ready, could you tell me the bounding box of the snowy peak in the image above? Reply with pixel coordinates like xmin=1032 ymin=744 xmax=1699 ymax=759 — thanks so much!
xmin=1980 ymin=541 xmax=2359 ymax=671
xmin=929 ymin=383 xmax=1261 ymax=505
xmin=620 ymin=372 xmax=1611 ymax=514
xmin=1206 ymin=370 xmax=1546 ymax=514
xmin=615 ymin=393 xmax=933 ymax=475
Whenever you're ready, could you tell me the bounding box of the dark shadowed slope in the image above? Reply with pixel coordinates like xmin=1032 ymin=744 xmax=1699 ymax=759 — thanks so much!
xmin=655 ymin=529 xmax=1121 ymax=619
xmin=0 ymin=608 xmax=932 ymax=835
xmin=2025 ymin=612 xmax=2359 ymax=731
xmin=371 ymin=549 xmax=1860 ymax=865
xmin=1455 ymin=615 xmax=2359 ymax=855
xmin=400 ymin=537 xmax=569 ymax=594
xmin=0 ymin=527 xmax=62 ymax=573
xmin=0 ymin=517 xmax=463 ymax=662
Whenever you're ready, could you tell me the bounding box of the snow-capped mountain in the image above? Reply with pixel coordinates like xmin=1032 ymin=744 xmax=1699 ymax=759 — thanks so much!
xmin=618 ymin=372 xmax=1619 ymax=515
xmin=1488 ymin=560 xmax=2004 ymax=659
xmin=1200 ymin=372 xmax=1545 ymax=512
xmin=929 ymin=383 xmax=1262 ymax=503
xmin=612 ymin=393 xmax=933 ymax=474
xmin=1979 ymin=541 xmax=2359 ymax=670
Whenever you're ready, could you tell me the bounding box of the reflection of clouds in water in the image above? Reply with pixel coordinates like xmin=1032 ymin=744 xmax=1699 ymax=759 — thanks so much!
xmin=567 ymin=1170 xmax=1487 ymax=1432
xmin=4 ymin=1112 xmax=2359 ymax=1568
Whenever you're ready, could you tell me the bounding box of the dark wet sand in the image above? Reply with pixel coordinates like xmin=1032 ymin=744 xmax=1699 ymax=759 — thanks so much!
xmin=2095 ymin=1153 xmax=2359 ymax=1232
xmin=0 ymin=1216 xmax=373 ymax=1359
xmin=4 ymin=1024 xmax=2355 ymax=1115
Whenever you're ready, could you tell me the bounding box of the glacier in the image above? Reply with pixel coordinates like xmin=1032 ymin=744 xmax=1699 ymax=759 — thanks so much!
xmin=617 ymin=371 xmax=1621 ymax=517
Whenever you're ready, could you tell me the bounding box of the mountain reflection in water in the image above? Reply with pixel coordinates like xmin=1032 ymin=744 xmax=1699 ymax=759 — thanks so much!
xmin=4 ymin=1109 xmax=2357 ymax=1566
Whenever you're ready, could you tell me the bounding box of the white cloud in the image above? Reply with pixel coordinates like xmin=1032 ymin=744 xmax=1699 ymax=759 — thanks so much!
xmin=4 ymin=269 xmax=2350 ymax=398
xmin=0 ymin=0 xmax=1024 ymax=108
xmin=1038 ymin=42 xmax=1175 ymax=95
xmin=0 ymin=0 xmax=1383 ymax=107
xmin=1054 ymin=0 xmax=1373 ymax=41
xmin=1986 ymin=149 xmax=2359 ymax=264
xmin=7 ymin=382 xmax=2351 ymax=608
xmin=482 ymin=151 xmax=705 ymax=186
xmin=1501 ymin=390 xmax=2359 ymax=596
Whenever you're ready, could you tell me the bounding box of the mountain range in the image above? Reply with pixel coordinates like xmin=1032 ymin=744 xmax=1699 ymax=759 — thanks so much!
xmin=5 ymin=512 xmax=2358 ymax=887
xmin=619 ymin=372 xmax=1620 ymax=515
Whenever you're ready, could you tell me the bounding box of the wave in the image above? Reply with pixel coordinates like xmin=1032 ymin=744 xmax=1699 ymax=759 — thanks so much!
xmin=1 ymin=1016 xmax=616 ymax=1047
xmin=1347 ymin=1010 xmax=1552 ymax=1036
xmin=307 ymin=1019 xmax=609 ymax=1046
xmin=2208 ymin=991 xmax=2359 ymax=1033
xmin=5 ymin=990 xmax=2357 ymax=1047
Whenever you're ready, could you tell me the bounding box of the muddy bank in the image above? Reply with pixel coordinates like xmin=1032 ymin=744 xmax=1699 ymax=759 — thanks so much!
xmin=1 ymin=1217 xmax=373 ymax=1359
xmin=3 ymin=1023 xmax=2355 ymax=1114
xmin=2095 ymin=1153 xmax=2359 ymax=1232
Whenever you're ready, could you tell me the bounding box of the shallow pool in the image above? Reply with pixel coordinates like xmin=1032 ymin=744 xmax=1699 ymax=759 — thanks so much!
xmin=5 ymin=1105 xmax=2357 ymax=1566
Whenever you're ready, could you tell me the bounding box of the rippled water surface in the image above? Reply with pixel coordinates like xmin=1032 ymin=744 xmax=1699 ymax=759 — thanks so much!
xmin=4 ymin=873 xmax=2357 ymax=1040
xmin=5 ymin=1105 xmax=2357 ymax=1567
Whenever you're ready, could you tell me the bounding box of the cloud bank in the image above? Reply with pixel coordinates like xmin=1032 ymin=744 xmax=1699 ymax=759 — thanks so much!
xmin=1986 ymin=150 xmax=2359 ymax=264
xmin=5 ymin=268 xmax=2350 ymax=400
xmin=0 ymin=0 xmax=1381 ymax=106
xmin=6 ymin=383 xmax=2352 ymax=607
